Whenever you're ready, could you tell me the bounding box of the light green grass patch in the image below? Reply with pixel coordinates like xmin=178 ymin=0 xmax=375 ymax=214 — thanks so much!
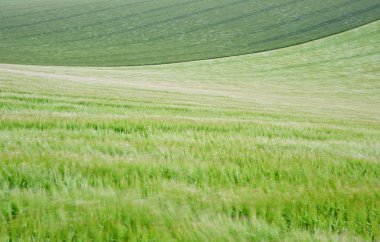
xmin=0 ymin=20 xmax=379 ymax=241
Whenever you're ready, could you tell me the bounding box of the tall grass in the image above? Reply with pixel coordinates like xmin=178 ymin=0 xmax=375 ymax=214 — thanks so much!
xmin=0 ymin=21 xmax=380 ymax=241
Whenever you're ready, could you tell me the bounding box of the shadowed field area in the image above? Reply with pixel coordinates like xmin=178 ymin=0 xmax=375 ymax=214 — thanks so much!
xmin=0 ymin=20 xmax=379 ymax=240
xmin=0 ymin=0 xmax=379 ymax=66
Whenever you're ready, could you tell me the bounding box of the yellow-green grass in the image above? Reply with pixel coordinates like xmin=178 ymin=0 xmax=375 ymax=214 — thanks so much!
xmin=0 ymin=21 xmax=380 ymax=241
xmin=0 ymin=0 xmax=380 ymax=66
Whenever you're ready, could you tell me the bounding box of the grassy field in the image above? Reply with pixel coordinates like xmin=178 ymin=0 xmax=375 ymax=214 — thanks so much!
xmin=0 ymin=19 xmax=379 ymax=241
xmin=0 ymin=0 xmax=380 ymax=66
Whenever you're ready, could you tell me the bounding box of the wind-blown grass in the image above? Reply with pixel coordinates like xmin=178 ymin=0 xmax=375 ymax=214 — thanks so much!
xmin=0 ymin=20 xmax=380 ymax=241
xmin=0 ymin=0 xmax=379 ymax=66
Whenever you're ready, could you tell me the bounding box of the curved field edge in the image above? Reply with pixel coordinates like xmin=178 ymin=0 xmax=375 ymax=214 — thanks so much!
xmin=0 ymin=0 xmax=379 ymax=66
xmin=0 ymin=21 xmax=379 ymax=240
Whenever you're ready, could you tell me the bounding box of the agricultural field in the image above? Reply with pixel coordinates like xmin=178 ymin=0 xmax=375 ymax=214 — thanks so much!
xmin=0 ymin=0 xmax=380 ymax=241
xmin=0 ymin=0 xmax=380 ymax=66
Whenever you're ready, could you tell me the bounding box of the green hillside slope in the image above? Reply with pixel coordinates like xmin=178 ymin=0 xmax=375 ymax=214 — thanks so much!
xmin=0 ymin=0 xmax=379 ymax=66
xmin=0 ymin=21 xmax=379 ymax=240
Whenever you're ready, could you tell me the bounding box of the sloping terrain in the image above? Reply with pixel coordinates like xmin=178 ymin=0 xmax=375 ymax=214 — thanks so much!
xmin=0 ymin=0 xmax=379 ymax=66
xmin=0 ymin=21 xmax=379 ymax=240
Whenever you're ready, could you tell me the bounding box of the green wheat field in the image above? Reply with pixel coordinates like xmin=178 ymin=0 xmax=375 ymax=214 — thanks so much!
xmin=0 ymin=0 xmax=379 ymax=241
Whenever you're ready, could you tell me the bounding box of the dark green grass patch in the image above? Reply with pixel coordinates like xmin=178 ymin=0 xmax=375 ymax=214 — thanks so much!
xmin=0 ymin=0 xmax=379 ymax=66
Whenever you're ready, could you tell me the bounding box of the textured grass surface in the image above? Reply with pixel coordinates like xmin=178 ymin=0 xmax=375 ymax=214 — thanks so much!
xmin=0 ymin=21 xmax=379 ymax=241
xmin=0 ymin=0 xmax=379 ymax=66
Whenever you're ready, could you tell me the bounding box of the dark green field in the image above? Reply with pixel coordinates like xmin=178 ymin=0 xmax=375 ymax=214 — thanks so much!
xmin=0 ymin=0 xmax=379 ymax=66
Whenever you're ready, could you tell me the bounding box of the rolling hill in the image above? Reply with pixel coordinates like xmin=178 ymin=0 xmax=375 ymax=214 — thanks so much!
xmin=0 ymin=0 xmax=379 ymax=66
xmin=0 ymin=18 xmax=379 ymax=240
